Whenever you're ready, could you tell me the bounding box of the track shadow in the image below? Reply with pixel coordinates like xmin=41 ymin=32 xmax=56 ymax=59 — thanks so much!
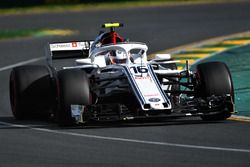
xmin=0 ymin=116 xmax=239 ymax=130
xmin=73 ymin=117 xmax=233 ymax=130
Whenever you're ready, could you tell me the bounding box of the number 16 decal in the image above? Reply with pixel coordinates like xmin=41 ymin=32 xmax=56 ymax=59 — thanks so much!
xmin=130 ymin=66 xmax=148 ymax=74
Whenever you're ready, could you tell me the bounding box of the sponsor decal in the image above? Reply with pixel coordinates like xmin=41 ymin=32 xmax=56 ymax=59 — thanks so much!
xmin=144 ymin=93 xmax=160 ymax=97
xmin=148 ymin=98 xmax=161 ymax=102
xmin=135 ymin=76 xmax=150 ymax=80
xmin=51 ymin=43 xmax=71 ymax=49
xmin=72 ymin=42 xmax=77 ymax=47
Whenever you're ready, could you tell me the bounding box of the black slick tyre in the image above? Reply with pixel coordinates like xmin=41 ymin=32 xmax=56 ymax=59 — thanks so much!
xmin=9 ymin=65 xmax=55 ymax=120
xmin=196 ymin=62 xmax=234 ymax=121
xmin=56 ymin=69 xmax=91 ymax=126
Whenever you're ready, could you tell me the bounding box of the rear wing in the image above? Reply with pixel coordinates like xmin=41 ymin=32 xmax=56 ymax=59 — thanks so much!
xmin=48 ymin=41 xmax=93 ymax=59
xmin=46 ymin=40 xmax=93 ymax=66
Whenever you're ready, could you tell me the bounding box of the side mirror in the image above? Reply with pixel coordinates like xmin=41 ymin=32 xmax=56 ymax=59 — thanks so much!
xmin=155 ymin=54 xmax=171 ymax=60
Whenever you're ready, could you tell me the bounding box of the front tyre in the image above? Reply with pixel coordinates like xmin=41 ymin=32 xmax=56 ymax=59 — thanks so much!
xmin=196 ymin=62 xmax=234 ymax=121
xmin=57 ymin=69 xmax=91 ymax=126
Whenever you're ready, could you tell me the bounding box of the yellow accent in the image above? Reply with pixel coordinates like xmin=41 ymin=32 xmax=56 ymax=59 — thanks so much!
xmin=103 ymin=23 xmax=121 ymax=28
xmin=228 ymin=117 xmax=250 ymax=122
xmin=173 ymin=54 xmax=209 ymax=58
xmin=177 ymin=66 xmax=183 ymax=70
xmin=221 ymin=40 xmax=250 ymax=45
xmin=147 ymin=54 xmax=155 ymax=60
xmin=186 ymin=47 xmax=226 ymax=52
xmin=42 ymin=29 xmax=77 ymax=36
xmin=177 ymin=59 xmax=195 ymax=64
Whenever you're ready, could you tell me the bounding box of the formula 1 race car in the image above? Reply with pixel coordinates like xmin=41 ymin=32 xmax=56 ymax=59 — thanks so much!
xmin=9 ymin=23 xmax=235 ymax=126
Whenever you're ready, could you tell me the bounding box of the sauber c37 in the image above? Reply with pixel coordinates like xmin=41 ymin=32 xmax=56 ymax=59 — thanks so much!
xmin=9 ymin=23 xmax=235 ymax=126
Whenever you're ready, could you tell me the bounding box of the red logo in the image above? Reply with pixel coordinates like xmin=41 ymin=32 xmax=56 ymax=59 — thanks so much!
xmin=72 ymin=42 xmax=77 ymax=47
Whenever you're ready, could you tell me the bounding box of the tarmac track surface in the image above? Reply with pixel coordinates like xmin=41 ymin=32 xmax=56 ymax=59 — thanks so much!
xmin=0 ymin=2 xmax=250 ymax=167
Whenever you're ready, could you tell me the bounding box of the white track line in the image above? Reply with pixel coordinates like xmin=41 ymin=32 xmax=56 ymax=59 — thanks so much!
xmin=1 ymin=121 xmax=250 ymax=153
xmin=0 ymin=57 xmax=44 ymax=72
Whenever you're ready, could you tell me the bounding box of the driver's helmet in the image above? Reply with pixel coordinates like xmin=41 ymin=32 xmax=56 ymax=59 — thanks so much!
xmin=109 ymin=50 xmax=127 ymax=64
xmin=101 ymin=32 xmax=124 ymax=45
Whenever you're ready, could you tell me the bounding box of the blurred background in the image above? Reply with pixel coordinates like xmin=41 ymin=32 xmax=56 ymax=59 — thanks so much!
xmin=1 ymin=1 xmax=250 ymax=167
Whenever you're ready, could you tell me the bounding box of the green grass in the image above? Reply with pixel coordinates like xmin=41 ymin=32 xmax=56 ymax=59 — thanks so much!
xmin=229 ymin=37 xmax=250 ymax=40
xmin=202 ymin=44 xmax=237 ymax=48
xmin=0 ymin=29 xmax=77 ymax=40
xmin=0 ymin=0 xmax=238 ymax=15
xmin=178 ymin=51 xmax=215 ymax=54
xmin=0 ymin=29 xmax=39 ymax=39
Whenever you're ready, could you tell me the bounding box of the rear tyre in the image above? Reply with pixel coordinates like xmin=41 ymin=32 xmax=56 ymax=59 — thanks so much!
xmin=196 ymin=62 xmax=234 ymax=121
xmin=57 ymin=69 xmax=91 ymax=126
xmin=9 ymin=65 xmax=55 ymax=120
